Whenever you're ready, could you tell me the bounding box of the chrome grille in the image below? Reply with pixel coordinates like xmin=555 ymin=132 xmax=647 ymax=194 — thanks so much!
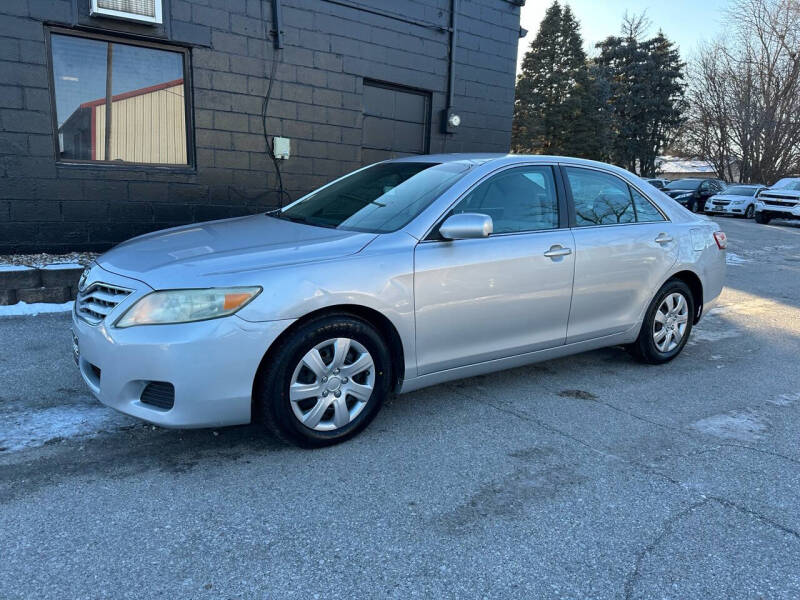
xmin=760 ymin=194 xmax=798 ymax=206
xmin=76 ymin=282 xmax=132 ymax=325
xmin=712 ymin=200 xmax=730 ymax=206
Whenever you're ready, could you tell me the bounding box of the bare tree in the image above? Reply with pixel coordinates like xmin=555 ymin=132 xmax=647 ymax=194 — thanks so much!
xmin=683 ymin=0 xmax=800 ymax=183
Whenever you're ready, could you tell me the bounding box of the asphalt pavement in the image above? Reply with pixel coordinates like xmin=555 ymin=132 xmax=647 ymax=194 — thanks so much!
xmin=1 ymin=216 xmax=800 ymax=599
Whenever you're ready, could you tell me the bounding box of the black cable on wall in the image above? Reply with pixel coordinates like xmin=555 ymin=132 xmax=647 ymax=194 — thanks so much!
xmin=260 ymin=0 xmax=291 ymax=207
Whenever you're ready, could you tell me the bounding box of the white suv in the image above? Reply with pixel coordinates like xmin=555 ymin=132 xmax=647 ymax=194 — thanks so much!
xmin=755 ymin=178 xmax=800 ymax=224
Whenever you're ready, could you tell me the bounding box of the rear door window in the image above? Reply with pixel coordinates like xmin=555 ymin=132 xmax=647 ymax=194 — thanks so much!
xmin=565 ymin=167 xmax=635 ymax=226
xmin=565 ymin=167 xmax=666 ymax=226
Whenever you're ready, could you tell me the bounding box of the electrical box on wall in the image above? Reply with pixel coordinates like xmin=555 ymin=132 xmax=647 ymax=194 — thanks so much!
xmin=441 ymin=108 xmax=461 ymax=134
xmin=273 ymin=137 xmax=290 ymax=160
xmin=90 ymin=0 xmax=163 ymax=25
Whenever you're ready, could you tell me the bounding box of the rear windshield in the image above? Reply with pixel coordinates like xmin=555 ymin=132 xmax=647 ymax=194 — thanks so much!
xmin=274 ymin=162 xmax=470 ymax=233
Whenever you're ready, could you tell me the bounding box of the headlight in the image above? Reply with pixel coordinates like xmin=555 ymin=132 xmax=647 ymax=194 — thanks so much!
xmin=116 ymin=287 xmax=261 ymax=328
xmin=675 ymin=193 xmax=692 ymax=199
xmin=730 ymin=199 xmax=744 ymax=205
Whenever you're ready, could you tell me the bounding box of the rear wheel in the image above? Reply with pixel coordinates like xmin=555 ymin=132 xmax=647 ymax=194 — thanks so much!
xmin=755 ymin=211 xmax=771 ymax=224
xmin=254 ymin=314 xmax=392 ymax=447
xmin=628 ymin=280 xmax=694 ymax=365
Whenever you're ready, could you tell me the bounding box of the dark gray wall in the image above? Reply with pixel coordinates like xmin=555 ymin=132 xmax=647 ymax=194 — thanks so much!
xmin=0 ymin=0 xmax=521 ymax=253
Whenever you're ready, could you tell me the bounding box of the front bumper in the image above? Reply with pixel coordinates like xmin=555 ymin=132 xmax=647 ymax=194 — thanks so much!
xmin=705 ymin=203 xmax=749 ymax=216
xmin=756 ymin=203 xmax=800 ymax=220
xmin=71 ymin=266 xmax=293 ymax=428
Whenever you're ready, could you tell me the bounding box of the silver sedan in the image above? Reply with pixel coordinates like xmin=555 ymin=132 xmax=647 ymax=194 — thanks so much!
xmin=72 ymin=155 xmax=727 ymax=446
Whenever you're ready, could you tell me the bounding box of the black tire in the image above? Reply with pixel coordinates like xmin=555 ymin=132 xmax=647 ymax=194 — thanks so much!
xmin=686 ymin=199 xmax=697 ymax=212
xmin=628 ymin=280 xmax=695 ymax=365
xmin=755 ymin=211 xmax=771 ymax=224
xmin=254 ymin=314 xmax=392 ymax=448
xmin=744 ymin=205 xmax=755 ymax=219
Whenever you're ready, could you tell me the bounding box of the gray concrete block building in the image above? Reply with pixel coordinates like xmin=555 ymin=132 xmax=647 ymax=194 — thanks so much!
xmin=0 ymin=0 xmax=523 ymax=253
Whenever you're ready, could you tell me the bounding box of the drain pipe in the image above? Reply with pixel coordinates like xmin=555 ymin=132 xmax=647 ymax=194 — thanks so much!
xmin=441 ymin=0 xmax=461 ymax=134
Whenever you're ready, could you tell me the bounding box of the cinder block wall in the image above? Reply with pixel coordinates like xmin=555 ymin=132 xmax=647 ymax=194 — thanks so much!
xmin=0 ymin=0 xmax=520 ymax=253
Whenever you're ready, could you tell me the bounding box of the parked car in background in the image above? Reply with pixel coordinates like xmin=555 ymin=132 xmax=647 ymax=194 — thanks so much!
xmin=704 ymin=184 xmax=766 ymax=218
xmin=72 ymin=155 xmax=727 ymax=447
xmin=644 ymin=178 xmax=670 ymax=190
xmin=754 ymin=178 xmax=800 ymax=224
xmin=663 ymin=178 xmax=727 ymax=212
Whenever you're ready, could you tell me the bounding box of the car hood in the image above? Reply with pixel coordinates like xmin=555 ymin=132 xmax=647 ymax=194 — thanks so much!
xmin=97 ymin=214 xmax=378 ymax=288
xmin=760 ymin=188 xmax=800 ymax=200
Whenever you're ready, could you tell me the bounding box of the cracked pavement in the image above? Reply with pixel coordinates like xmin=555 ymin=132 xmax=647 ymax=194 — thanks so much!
xmin=1 ymin=217 xmax=800 ymax=599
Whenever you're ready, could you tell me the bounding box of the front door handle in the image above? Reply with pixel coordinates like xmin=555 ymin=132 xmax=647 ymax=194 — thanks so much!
xmin=655 ymin=233 xmax=674 ymax=244
xmin=544 ymin=245 xmax=572 ymax=259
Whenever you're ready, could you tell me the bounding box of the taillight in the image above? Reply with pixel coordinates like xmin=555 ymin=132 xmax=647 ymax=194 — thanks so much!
xmin=713 ymin=231 xmax=727 ymax=249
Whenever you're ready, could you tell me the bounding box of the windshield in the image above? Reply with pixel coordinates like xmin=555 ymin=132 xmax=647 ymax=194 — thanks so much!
xmin=771 ymin=178 xmax=800 ymax=191
xmin=724 ymin=185 xmax=759 ymax=196
xmin=665 ymin=179 xmax=702 ymax=190
xmin=275 ymin=162 xmax=470 ymax=233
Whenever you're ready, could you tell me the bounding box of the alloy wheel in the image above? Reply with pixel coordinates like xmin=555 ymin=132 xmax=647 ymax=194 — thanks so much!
xmin=289 ymin=338 xmax=375 ymax=431
xmin=745 ymin=205 xmax=754 ymax=218
xmin=652 ymin=292 xmax=689 ymax=353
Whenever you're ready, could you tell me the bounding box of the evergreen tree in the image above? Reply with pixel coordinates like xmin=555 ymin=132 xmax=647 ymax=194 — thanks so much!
xmin=595 ymin=18 xmax=686 ymax=175
xmin=512 ymin=2 xmax=604 ymax=159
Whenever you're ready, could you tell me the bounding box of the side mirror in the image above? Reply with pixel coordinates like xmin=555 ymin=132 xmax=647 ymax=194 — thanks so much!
xmin=439 ymin=213 xmax=493 ymax=240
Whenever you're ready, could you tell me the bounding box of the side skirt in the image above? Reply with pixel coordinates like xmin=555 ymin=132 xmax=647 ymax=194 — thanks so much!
xmin=398 ymin=327 xmax=640 ymax=394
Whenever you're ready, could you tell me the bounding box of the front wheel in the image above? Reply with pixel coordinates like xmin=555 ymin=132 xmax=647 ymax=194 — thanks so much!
xmin=628 ymin=280 xmax=694 ymax=365
xmin=744 ymin=205 xmax=755 ymax=219
xmin=755 ymin=211 xmax=771 ymax=224
xmin=254 ymin=314 xmax=392 ymax=447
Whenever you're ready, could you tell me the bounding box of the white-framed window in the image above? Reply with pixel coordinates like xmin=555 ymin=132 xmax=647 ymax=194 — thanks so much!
xmin=90 ymin=0 xmax=163 ymax=25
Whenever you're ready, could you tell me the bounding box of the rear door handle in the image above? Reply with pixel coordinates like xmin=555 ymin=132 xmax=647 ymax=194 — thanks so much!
xmin=655 ymin=233 xmax=674 ymax=244
xmin=544 ymin=245 xmax=572 ymax=259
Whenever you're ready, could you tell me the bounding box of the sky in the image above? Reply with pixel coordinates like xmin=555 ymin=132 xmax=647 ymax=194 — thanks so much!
xmin=517 ymin=0 xmax=732 ymax=71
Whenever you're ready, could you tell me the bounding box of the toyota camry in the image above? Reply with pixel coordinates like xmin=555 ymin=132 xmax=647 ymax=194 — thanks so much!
xmin=72 ymin=155 xmax=727 ymax=447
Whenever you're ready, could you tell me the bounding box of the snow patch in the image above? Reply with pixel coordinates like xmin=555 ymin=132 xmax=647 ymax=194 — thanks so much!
xmin=690 ymin=411 xmax=769 ymax=442
xmin=767 ymin=393 xmax=800 ymax=407
xmin=688 ymin=327 xmax=741 ymax=344
xmin=0 ymin=404 xmax=136 ymax=452
xmin=726 ymin=252 xmax=750 ymax=266
xmin=41 ymin=262 xmax=84 ymax=270
xmin=0 ymin=264 xmax=34 ymax=272
xmin=0 ymin=301 xmax=74 ymax=317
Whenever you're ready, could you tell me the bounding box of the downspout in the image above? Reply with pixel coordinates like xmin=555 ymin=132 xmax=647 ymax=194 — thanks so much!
xmin=446 ymin=0 xmax=457 ymax=110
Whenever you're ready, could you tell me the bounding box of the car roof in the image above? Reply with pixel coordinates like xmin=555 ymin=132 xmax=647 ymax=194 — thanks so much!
xmin=390 ymin=153 xmax=642 ymax=173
